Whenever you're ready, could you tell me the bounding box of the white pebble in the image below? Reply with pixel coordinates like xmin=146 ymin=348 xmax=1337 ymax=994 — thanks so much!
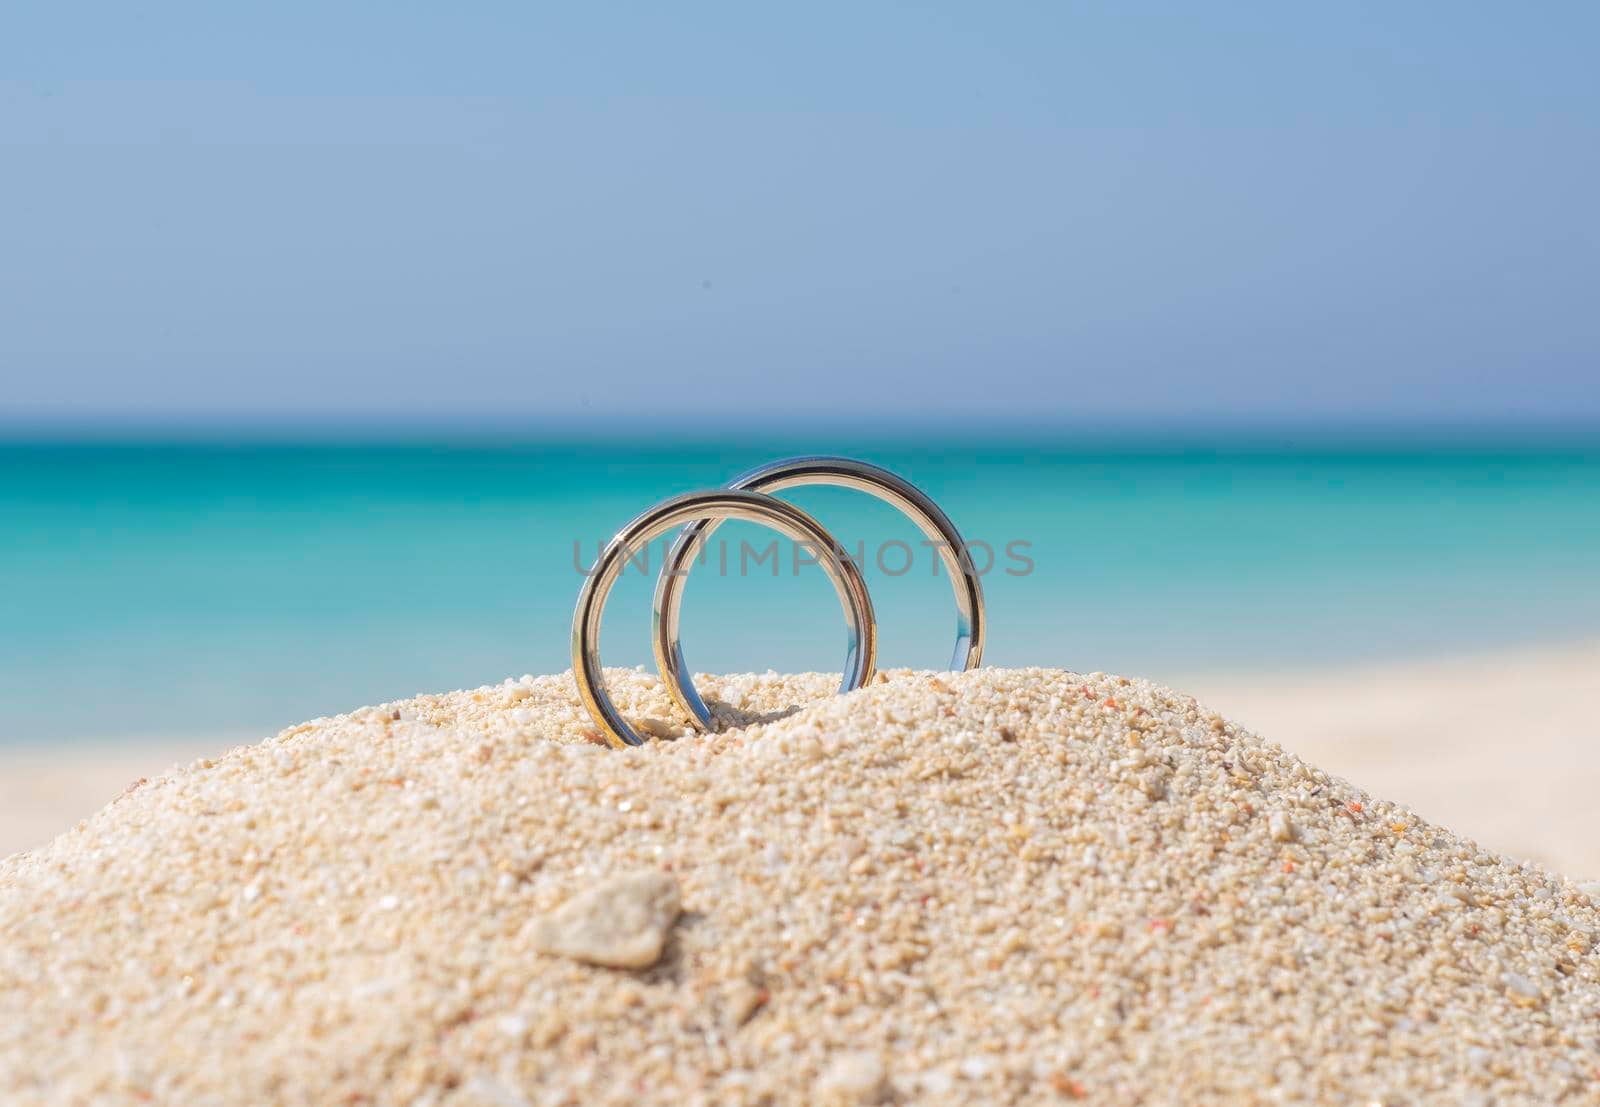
xmin=817 ymin=1051 xmax=889 ymax=1103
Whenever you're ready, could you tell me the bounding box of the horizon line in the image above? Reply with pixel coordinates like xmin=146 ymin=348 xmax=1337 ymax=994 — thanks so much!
xmin=2 ymin=412 xmax=1599 ymax=449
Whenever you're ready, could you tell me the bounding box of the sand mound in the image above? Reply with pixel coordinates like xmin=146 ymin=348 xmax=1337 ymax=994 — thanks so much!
xmin=3 ymin=669 xmax=1598 ymax=1104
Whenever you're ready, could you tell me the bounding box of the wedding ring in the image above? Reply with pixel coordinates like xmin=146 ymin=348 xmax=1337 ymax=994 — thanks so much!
xmin=653 ymin=456 xmax=985 ymax=731
xmin=572 ymin=489 xmax=877 ymax=748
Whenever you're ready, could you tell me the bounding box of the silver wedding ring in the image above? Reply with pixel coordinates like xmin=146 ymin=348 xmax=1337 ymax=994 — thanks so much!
xmin=653 ymin=456 xmax=985 ymax=731
xmin=572 ymin=489 xmax=876 ymax=748
xmin=571 ymin=457 xmax=985 ymax=748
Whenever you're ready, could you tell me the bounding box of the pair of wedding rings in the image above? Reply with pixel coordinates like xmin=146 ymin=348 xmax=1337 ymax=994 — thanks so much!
xmin=571 ymin=456 xmax=986 ymax=747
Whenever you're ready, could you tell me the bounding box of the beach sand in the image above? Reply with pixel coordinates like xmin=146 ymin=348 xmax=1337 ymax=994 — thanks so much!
xmin=0 ymin=736 xmax=225 ymax=862
xmin=4 ymin=640 xmax=1596 ymax=874
xmin=1174 ymin=638 xmax=1600 ymax=879
xmin=4 ymin=664 xmax=1599 ymax=1103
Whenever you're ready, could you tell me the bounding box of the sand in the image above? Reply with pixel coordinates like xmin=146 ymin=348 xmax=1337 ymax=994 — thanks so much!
xmin=7 ymin=640 xmax=1597 ymax=872
xmin=0 ymin=736 xmax=226 ymax=862
xmin=1178 ymin=638 xmax=1600 ymax=878
xmin=4 ymin=667 xmax=1600 ymax=1104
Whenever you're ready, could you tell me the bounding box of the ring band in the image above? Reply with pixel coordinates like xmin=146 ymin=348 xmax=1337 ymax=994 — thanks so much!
xmin=653 ymin=456 xmax=985 ymax=732
xmin=572 ymin=489 xmax=878 ymax=748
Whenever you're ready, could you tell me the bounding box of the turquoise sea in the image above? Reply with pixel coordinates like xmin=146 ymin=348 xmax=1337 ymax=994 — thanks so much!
xmin=3 ymin=430 xmax=1598 ymax=744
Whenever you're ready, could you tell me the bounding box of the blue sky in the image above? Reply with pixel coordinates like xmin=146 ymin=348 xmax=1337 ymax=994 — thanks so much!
xmin=2 ymin=3 xmax=1596 ymax=424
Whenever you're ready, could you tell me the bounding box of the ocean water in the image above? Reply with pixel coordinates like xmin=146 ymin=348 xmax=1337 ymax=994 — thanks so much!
xmin=2 ymin=432 xmax=1597 ymax=744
